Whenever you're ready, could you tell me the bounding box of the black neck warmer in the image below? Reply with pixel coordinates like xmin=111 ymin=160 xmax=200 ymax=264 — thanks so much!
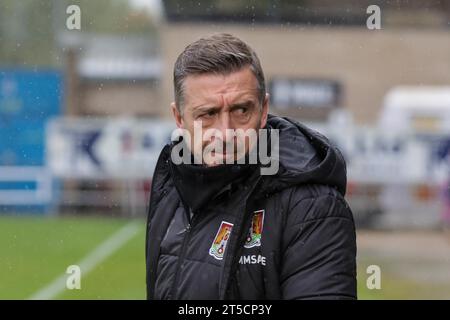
xmin=169 ymin=142 xmax=259 ymax=213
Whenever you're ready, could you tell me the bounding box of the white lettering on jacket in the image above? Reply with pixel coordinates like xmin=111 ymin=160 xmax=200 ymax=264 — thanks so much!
xmin=239 ymin=254 xmax=266 ymax=266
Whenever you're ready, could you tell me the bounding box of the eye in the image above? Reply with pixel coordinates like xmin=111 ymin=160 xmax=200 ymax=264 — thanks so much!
xmin=206 ymin=110 xmax=216 ymax=117
xmin=198 ymin=110 xmax=215 ymax=119
xmin=234 ymin=107 xmax=248 ymax=115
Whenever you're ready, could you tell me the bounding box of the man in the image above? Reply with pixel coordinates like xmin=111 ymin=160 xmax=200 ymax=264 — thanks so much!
xmin=146 ymin=33 xmax=357 ymax=300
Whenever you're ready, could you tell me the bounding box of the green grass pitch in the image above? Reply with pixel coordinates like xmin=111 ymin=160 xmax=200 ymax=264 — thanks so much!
xmin=1 ymin=214 xmax=442 ymax=299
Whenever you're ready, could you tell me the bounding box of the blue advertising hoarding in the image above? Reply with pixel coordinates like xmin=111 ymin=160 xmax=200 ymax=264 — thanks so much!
xmin=0 ymin=69 xmax=63 ymax=212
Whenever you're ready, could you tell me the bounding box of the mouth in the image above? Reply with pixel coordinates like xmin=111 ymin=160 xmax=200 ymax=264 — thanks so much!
xmin=210 ymin=151 xmax=236 ymax=157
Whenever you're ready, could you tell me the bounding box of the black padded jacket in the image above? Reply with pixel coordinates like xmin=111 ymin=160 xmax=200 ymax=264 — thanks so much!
xmin=145 ymin=114 xmax=357 ymax=300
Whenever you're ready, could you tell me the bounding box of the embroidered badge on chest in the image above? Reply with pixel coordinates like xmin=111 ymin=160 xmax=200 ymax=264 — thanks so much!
xmin=209 ymin=221 xmax=234 ymax=260
xmin=244 ymin=209 xmax=265 ymax=249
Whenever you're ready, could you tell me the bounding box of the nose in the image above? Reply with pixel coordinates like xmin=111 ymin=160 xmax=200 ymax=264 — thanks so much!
xmin=216 ymin=111 xmax=235 ymax=142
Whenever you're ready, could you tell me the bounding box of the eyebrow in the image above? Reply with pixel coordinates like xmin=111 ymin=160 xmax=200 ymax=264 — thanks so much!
xmin=229 ymin=100 xmax=255 ymax=109
xmin=192 ymin=105 xmax=222 ymax=117
xmin=192 ymin=100 xmax=256 ymax=116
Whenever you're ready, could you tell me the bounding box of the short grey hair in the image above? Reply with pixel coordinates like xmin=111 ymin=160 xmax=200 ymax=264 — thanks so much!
xmin=173 ymin=33 xmax=266 ymax=114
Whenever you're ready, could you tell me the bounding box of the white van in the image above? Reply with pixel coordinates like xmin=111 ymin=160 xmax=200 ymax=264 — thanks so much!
xmin=379 ymin=86 xmax=450 ymax=135
xmin=376 ymin=86 xmax=450 ymax=228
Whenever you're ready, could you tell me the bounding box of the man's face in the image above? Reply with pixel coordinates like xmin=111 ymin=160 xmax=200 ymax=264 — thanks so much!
xmin=171 ymin=66 xmax=269 ymax=166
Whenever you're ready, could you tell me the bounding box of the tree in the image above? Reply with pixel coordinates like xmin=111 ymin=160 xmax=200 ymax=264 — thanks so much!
xmin=0 ymin=0 xmax=156 ymax=67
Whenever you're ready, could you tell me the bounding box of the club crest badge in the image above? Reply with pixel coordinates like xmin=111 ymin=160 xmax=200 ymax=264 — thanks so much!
xmin=209 ymin=221 xmax=234 ymax=260
xmin=244 ymin=210 xmax=265 ymax=249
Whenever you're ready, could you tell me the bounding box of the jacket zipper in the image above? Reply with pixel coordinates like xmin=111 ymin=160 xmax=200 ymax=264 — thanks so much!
xmin=169 ymin=209 xmax=198 ymax=299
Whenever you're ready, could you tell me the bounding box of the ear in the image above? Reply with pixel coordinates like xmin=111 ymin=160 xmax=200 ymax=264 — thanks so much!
xmin=171 ymin=102 xmax=184 ymax=128
xmin=260 ymin=93 xmax=269 ymax=128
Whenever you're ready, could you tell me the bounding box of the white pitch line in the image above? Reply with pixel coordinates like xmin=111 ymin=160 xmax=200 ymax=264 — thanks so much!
xmin=28 ymin=221 xmax=141 ymax=300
